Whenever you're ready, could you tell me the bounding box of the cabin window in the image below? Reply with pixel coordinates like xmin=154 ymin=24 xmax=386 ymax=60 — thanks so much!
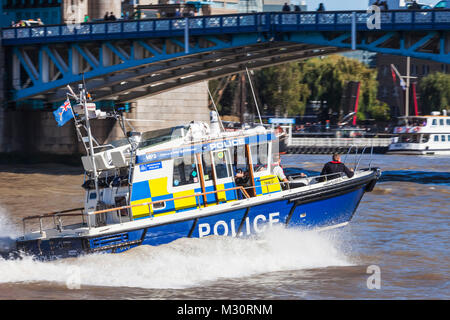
xmin=432 ymin=119 xmax=437 ymax=126
xmin=172 ymin=155 xmax=199 ymax=187
xmin=213 ymin=150 xmax=231 ymax=179
xmin=399 ymin=134 xmax=416 ymax=143
xmin=233 ymin=145 xmax=248 ymax=174
xmin=442 ymin=135 xmax=446 ymax=142
xmin=89 ymin=192 xmax=97 ymax=200
xmin=440 ymin=119 xmax=444 ymax=126
xmin=434 ymin=135 xmax=439 ymax=142
xmin=421 ymin=134 xmax=430 ymax=143
xmin=446 ymin=119 xmax=450 ymax=125
xmin=251 ymin=143 xmax=269 ymax=173
xmin=201 ymin=152 xmax=213 ymax=182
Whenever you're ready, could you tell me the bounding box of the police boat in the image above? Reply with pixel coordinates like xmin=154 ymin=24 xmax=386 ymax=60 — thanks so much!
xmin=1 ymin=86 xmax=380 ymax=260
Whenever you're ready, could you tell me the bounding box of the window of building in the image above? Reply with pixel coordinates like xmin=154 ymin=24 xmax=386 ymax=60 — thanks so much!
xmin=173 ymin=155 xmax=199 ymax=187
xmin=422 ymin=65 xmax=430 ymax=76
xmin=411 ymin=64 xmax=418 ymax=76
xmin=382 ymin=65 xmax=388 ymax=77
xmin=393 ymin=87 xmax=399 ymax=97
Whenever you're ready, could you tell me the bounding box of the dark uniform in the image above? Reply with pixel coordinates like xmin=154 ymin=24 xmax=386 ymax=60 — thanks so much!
xmin=319 ymin=160 xmax=354 ymax=182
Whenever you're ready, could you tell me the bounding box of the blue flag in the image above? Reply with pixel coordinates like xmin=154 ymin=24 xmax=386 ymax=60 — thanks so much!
xmin=53 ymin=99 xmax=74 ymax=127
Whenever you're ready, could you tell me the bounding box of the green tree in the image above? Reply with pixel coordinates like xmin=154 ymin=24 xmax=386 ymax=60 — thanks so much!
xmin=298 ymin=55 xmax=388 ymax=122
xmin=209 ymin=55 xmax=390 ymax=122
xmin=418 ymin=72 xmax=450 ymax=115
xmin=254 ymin=62 xmax=310 ymax=116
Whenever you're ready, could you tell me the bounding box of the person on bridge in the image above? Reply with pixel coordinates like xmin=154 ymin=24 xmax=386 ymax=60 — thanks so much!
xmin=408 ymin=1 xmax=420 ymax=9
xmin=319 ymin=153 xmax=354 ymax=182
xmin=282 ymin=3 xmax=291 ymax=12
xmin=109 ymin=12 xmax=117 ymax=21
xmin=317 ymin=3 xmax=325 ymax=11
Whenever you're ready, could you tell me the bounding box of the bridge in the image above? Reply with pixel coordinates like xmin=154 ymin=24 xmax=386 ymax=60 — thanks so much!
xmin=2 ymin=9 xmax=450 ymax=104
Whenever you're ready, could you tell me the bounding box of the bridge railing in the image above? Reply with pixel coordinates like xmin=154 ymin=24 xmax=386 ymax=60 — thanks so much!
xmin=1 ymin=13 xmax=270 ymax=44
xmin=2 ymin=10 xmax=450 ymax=44
xmin=272 ymin=9 xmax=450 ymax=30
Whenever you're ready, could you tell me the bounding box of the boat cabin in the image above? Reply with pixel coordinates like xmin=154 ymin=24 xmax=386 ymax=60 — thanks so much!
xmin=80 ymin=122 xmax=284 ymax=226
xmin=389 ymin=111 xmax=450 ymax=154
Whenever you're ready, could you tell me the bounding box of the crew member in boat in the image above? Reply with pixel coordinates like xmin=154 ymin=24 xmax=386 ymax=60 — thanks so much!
xmin=234 ymin=168 xmax=249 ymax=186
xmin=272 ymin=154 xmax=288 ymax=184
xmin=319 ymin=153 xmax=354 ymax=182
xmin=272 ymin=154 xmax=308 ymax=190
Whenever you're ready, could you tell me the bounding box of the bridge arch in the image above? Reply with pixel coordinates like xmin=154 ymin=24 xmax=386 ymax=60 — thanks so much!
xmin=2 ymin=10 xmax=449 ymax=103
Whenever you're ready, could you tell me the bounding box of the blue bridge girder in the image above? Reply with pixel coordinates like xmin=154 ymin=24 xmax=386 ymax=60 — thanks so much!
xmin=2 ymin=10 xmax=449 ymax=104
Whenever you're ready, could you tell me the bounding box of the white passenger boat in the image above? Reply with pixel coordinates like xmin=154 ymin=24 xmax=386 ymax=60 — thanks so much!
xmin=0 ymin=86 xmax=380 ymax=260
xmin=388 ymin=111 xmax=450 ymax=155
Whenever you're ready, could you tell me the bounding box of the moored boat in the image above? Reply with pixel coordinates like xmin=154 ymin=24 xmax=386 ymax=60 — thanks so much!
xmin=388 ymin=111 xmax=450 ymax=155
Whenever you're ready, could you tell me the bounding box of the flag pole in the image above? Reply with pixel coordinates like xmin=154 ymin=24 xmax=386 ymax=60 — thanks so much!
xmin=81 ymin=85 xmax=99 ymax=196
xmin=245 ymin=67 xmax=263 ymax=126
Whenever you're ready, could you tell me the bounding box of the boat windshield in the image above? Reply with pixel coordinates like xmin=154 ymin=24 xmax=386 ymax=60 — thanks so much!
xmin=138 ymin=126 xmax=186 ymax=149
xmin=94 ymin=138 xmax=130 ymax=153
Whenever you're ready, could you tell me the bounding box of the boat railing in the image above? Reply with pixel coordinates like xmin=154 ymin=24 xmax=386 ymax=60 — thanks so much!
xmin=286 ymin=171 xmax=344 ymax=181
xmin=22 ymin=207 xmax=86 ymax=237
xmin=21 ymin=186 xmax=251 ymax=236
xmin=91 ymin=185 xmax=251 ymax=216
xmin=356 ymin=145 xmax=374 ymax=171
xmin=343 ymin=144 xmax=375 ymax=171
xmin=21 ymin=168 xmax=375 ymax=237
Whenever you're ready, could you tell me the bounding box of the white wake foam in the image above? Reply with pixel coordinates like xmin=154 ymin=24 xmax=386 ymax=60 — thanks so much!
xmin=0 ymin=226 xmax=352 ymax=289
xmin=0 ymin=206 xmax=19 ymax=237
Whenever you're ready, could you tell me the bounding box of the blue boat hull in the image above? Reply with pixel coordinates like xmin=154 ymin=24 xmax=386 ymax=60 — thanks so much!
xmin=13 ymin=169 xmax=379 ymax=260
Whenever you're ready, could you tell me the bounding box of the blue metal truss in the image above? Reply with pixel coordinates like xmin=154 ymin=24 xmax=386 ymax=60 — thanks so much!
xmin=2 ymin=10 xmax=449 ymax=102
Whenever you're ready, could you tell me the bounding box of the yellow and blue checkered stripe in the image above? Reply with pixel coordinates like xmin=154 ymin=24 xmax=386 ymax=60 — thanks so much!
xmin=130 ymin=178 xmax=238 ymax=219
xmin=254 ymin=175 xmax=282 ymax=196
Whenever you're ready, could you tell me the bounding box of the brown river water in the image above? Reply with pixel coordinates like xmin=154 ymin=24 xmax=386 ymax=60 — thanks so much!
xmin=0 ymin=154 xmax=448 ymax=300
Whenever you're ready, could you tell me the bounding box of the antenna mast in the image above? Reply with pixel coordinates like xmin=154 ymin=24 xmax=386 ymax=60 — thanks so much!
xmin=245 ymin=67 xmax=263 ymax=126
